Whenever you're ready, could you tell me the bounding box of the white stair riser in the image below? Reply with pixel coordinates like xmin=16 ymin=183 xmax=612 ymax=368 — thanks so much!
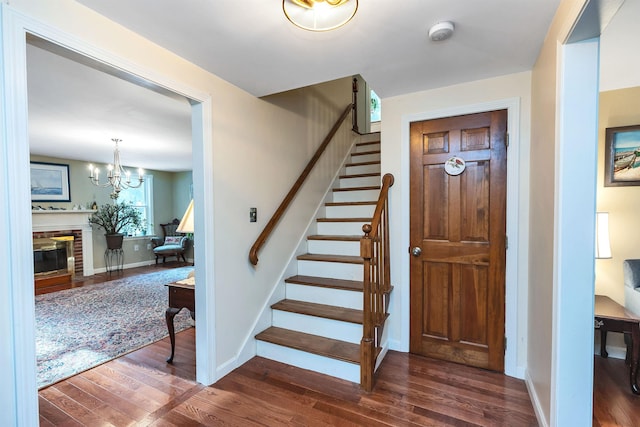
xmin=357 ymin=133 xmax=380 ymax=143
xmin=325 ymin=204 xmax=376 ymax=218
xmin=297 ymin=260 xmax=364 ymax=281
xmin=350 ymin=152 xmax=381 ymax=163
xmin=345 ymin=163 xmax=380 ymax=175
xmin=256 ymin=341 xmax=360 ymax=383
xmin=308 ymin=239 xmax=360 ymax=256
xmin=285 ymin=283 xmax=362 ymax=310
xmin=272 ymin=311 xmax=362 ymax=344
xmin=339 ymin=176 xmax=380 ymax=188
xmin=354 ymin=143 xmax=380 ymax=153
xmin=333 ymin=189 xmax=380 ymax=202
xmin=317 ymin=221 xmax=368 ymax=235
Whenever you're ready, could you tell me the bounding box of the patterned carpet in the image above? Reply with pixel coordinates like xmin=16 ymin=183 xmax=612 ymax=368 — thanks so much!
xmin=35 ymin=266 xmax=195 ymax=389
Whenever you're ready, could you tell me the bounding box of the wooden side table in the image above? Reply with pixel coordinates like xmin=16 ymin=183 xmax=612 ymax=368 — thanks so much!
xmin=595 ymin=295 xmax=640 ymax=394
xmin=165 ymin=281 xmax=195 ymax=363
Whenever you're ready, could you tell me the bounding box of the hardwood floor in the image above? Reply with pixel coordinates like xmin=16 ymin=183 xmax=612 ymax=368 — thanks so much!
xmin=36 ymin=268 xmax=640 ymax=426
xmin=593 ymin=356 xmax=640 ymax=426
xmin=39 ymin=327 xmax=537 ymax=426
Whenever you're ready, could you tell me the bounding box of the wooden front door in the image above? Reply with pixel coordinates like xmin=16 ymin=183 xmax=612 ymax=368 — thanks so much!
xmin=409 ymin=110 xmax=507 ymax=371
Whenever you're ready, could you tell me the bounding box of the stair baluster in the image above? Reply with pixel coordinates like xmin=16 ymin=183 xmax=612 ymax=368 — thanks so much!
xmin=360 ymin=173 xmax=394 ymax=391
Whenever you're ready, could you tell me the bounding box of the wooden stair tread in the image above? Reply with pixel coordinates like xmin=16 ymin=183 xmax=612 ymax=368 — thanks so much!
xmin=317 ymin=217 xmax=371 ymax=223
xmin=345 ymin=160 xmax=381 ymax=167
xmin=297 ymin=254 xmax=363 ymax=264
xmin=256 ymin=327 xmax=360 ymax=364
xmin=355 ymin=140 xmax=380 ymax=147
xmin=307 ymin=234 xmax=361 ymax=241
xmin=351 ymin=150 xmax=381 ymax=156
xmin=339 ymin=172 xmax=380 ymax=179
xmin=272 ymin=299 xmax=363 ymax=324
xmin=285 ymin=275 xmax=363 ymax=292
xmin=326 ymin=201 xmax=377 ymax=206
xmin=333 ymin=186 xmax=380 ymax=192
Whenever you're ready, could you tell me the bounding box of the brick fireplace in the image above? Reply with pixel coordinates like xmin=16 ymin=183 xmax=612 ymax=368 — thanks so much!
xmin=33 ymin=231 xmax=82 ymax=276
xmin=31 ymin=210 xmax=95 ymax=279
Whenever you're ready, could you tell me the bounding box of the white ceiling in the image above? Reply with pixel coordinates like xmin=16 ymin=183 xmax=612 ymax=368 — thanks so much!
xmin=27 ymin=42 xmax=193 ymax=172
xmin=35 ymin=0 xmax=640 ymax=172
xmin=600 ymin=0 xmax=640 ymax=92
xmin=75 ymin=0 xmax=562 ymax=98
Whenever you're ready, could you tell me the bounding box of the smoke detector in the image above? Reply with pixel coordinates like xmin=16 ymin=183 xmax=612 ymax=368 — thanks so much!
xmin=429 ymin=21 xmax=455 ymax=41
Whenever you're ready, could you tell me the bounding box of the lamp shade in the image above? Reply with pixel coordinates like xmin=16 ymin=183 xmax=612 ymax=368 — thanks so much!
xmin=595 ymin=212 xmax=612 ymax=259
xmin=176 ymin=200 xmax=194 ymax=234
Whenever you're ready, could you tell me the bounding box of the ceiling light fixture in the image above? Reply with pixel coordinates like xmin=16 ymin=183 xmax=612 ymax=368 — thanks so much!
xmin=88 ymin=138 xmax=144 ymax=199
xmin=283 ymin=0 xmax=358 ymax=32
xmin=429 ymin=21 xmax=455 ymax=42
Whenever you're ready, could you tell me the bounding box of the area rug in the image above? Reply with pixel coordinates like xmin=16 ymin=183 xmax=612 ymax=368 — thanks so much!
xmin=35 ymin=266 xmax=195 ymax=389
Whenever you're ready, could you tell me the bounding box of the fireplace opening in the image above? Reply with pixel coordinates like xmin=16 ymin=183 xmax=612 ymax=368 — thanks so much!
xmin=33 ymin=236 xmax=75 ymax=278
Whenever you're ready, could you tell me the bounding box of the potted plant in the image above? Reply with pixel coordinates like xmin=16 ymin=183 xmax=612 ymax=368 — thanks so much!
xmin=89 ymin=201 xmax=142 ymax=249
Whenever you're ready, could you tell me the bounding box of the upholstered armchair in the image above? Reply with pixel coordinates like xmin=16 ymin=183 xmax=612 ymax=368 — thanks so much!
xmin=623 ymin=259 xmax=640 ymax=316
xmin=151 ymin=219 xmax=190 ymax=264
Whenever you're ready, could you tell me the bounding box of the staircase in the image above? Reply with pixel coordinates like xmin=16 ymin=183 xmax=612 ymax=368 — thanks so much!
xmin=255 ymin=133 xmax=382 ymax=384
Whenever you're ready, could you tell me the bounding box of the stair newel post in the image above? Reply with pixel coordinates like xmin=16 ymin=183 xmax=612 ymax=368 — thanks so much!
xmin=361 ymin=223 xmax=375 ymax=391
xmin=374 ymin=228 xmax=382 ymax=331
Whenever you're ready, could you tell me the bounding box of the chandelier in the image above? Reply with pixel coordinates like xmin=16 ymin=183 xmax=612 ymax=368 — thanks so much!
xmin=88 ymin=138 xmax=144 ymax=199
xmin=283 ymin=0 xmax=358 ymax=32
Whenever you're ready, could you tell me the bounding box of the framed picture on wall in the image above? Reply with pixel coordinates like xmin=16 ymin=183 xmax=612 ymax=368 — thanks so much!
xmin=30 ymin=161 xmax=71 ymax=201
xmin=604 ymin=124 xmax=640 ymax=187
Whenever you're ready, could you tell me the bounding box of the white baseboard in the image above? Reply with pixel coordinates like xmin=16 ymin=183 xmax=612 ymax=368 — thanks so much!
xmin=525 ymin=369 xmax=549 ymax=427
xmin=594 ymin=344 xmax=626 ymax=360
xmin=91 ymin=259 xmax=156 ymax=274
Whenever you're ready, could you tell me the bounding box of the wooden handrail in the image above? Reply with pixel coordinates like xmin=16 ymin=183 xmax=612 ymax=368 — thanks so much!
xmin=360 ymin=173 xmax=394 ymax=391
xmin=249 ymin=103 xmax=353 ymax=265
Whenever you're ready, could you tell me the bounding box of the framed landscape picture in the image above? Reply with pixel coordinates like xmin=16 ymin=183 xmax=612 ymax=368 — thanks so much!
xmin=604 ymin=125 xmax=640 ymax=187
xmin=30 ymin=161 xmax=71 ymax=201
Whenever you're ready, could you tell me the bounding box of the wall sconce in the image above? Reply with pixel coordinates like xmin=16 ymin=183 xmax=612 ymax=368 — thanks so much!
xmin=595 ymin=212 xmax=612 ymax=259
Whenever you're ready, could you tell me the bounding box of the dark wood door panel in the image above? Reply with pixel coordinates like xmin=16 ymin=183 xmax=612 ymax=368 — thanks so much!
xmin=410 ymin=109 xmax=507 ymax=372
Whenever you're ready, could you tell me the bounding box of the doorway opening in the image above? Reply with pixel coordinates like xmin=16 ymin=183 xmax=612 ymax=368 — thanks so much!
xmin=2 ymin=11 xmax=215 ymax=420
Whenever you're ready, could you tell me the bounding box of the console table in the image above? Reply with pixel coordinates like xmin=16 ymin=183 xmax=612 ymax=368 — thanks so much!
xmin=595 ymin=294 xmax=640 ymax=394
xmin=165 ymin=281 xmax=195 ymax=363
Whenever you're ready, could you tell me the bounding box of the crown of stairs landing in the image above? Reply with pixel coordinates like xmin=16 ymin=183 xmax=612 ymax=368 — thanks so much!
xmin=256 ymin=133 xmax=382 ymax=384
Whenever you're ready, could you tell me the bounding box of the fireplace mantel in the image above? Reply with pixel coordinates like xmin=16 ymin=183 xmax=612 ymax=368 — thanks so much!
xmin=32 ymin=210 xmax=95 ymax=276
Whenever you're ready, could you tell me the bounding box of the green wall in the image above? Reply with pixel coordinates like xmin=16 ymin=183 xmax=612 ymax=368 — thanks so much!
xmin=30 ymin=154 xmax=193 ymax=269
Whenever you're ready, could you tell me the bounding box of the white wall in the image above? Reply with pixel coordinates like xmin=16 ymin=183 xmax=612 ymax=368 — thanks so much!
xmin=528 ymin=1 xmax=594 ymax=425
xmin=214 ymin=78 xmax=355 ymax=375
xmin=0 ymin=1 xmax=353 ymax=423
xmin=381 ymin=71 xmax=532 ymax=378
xmin=594 ymin=0 xmax=640 ymax=361
xmin=599 ymin=0 xmax=640 ymax=92
xmin=596 ymin=0 xmax=640 ymax=305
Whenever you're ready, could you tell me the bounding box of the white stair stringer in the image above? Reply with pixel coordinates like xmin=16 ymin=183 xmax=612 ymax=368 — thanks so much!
xmin=255 ymin=134 xmax=383 ymax=385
